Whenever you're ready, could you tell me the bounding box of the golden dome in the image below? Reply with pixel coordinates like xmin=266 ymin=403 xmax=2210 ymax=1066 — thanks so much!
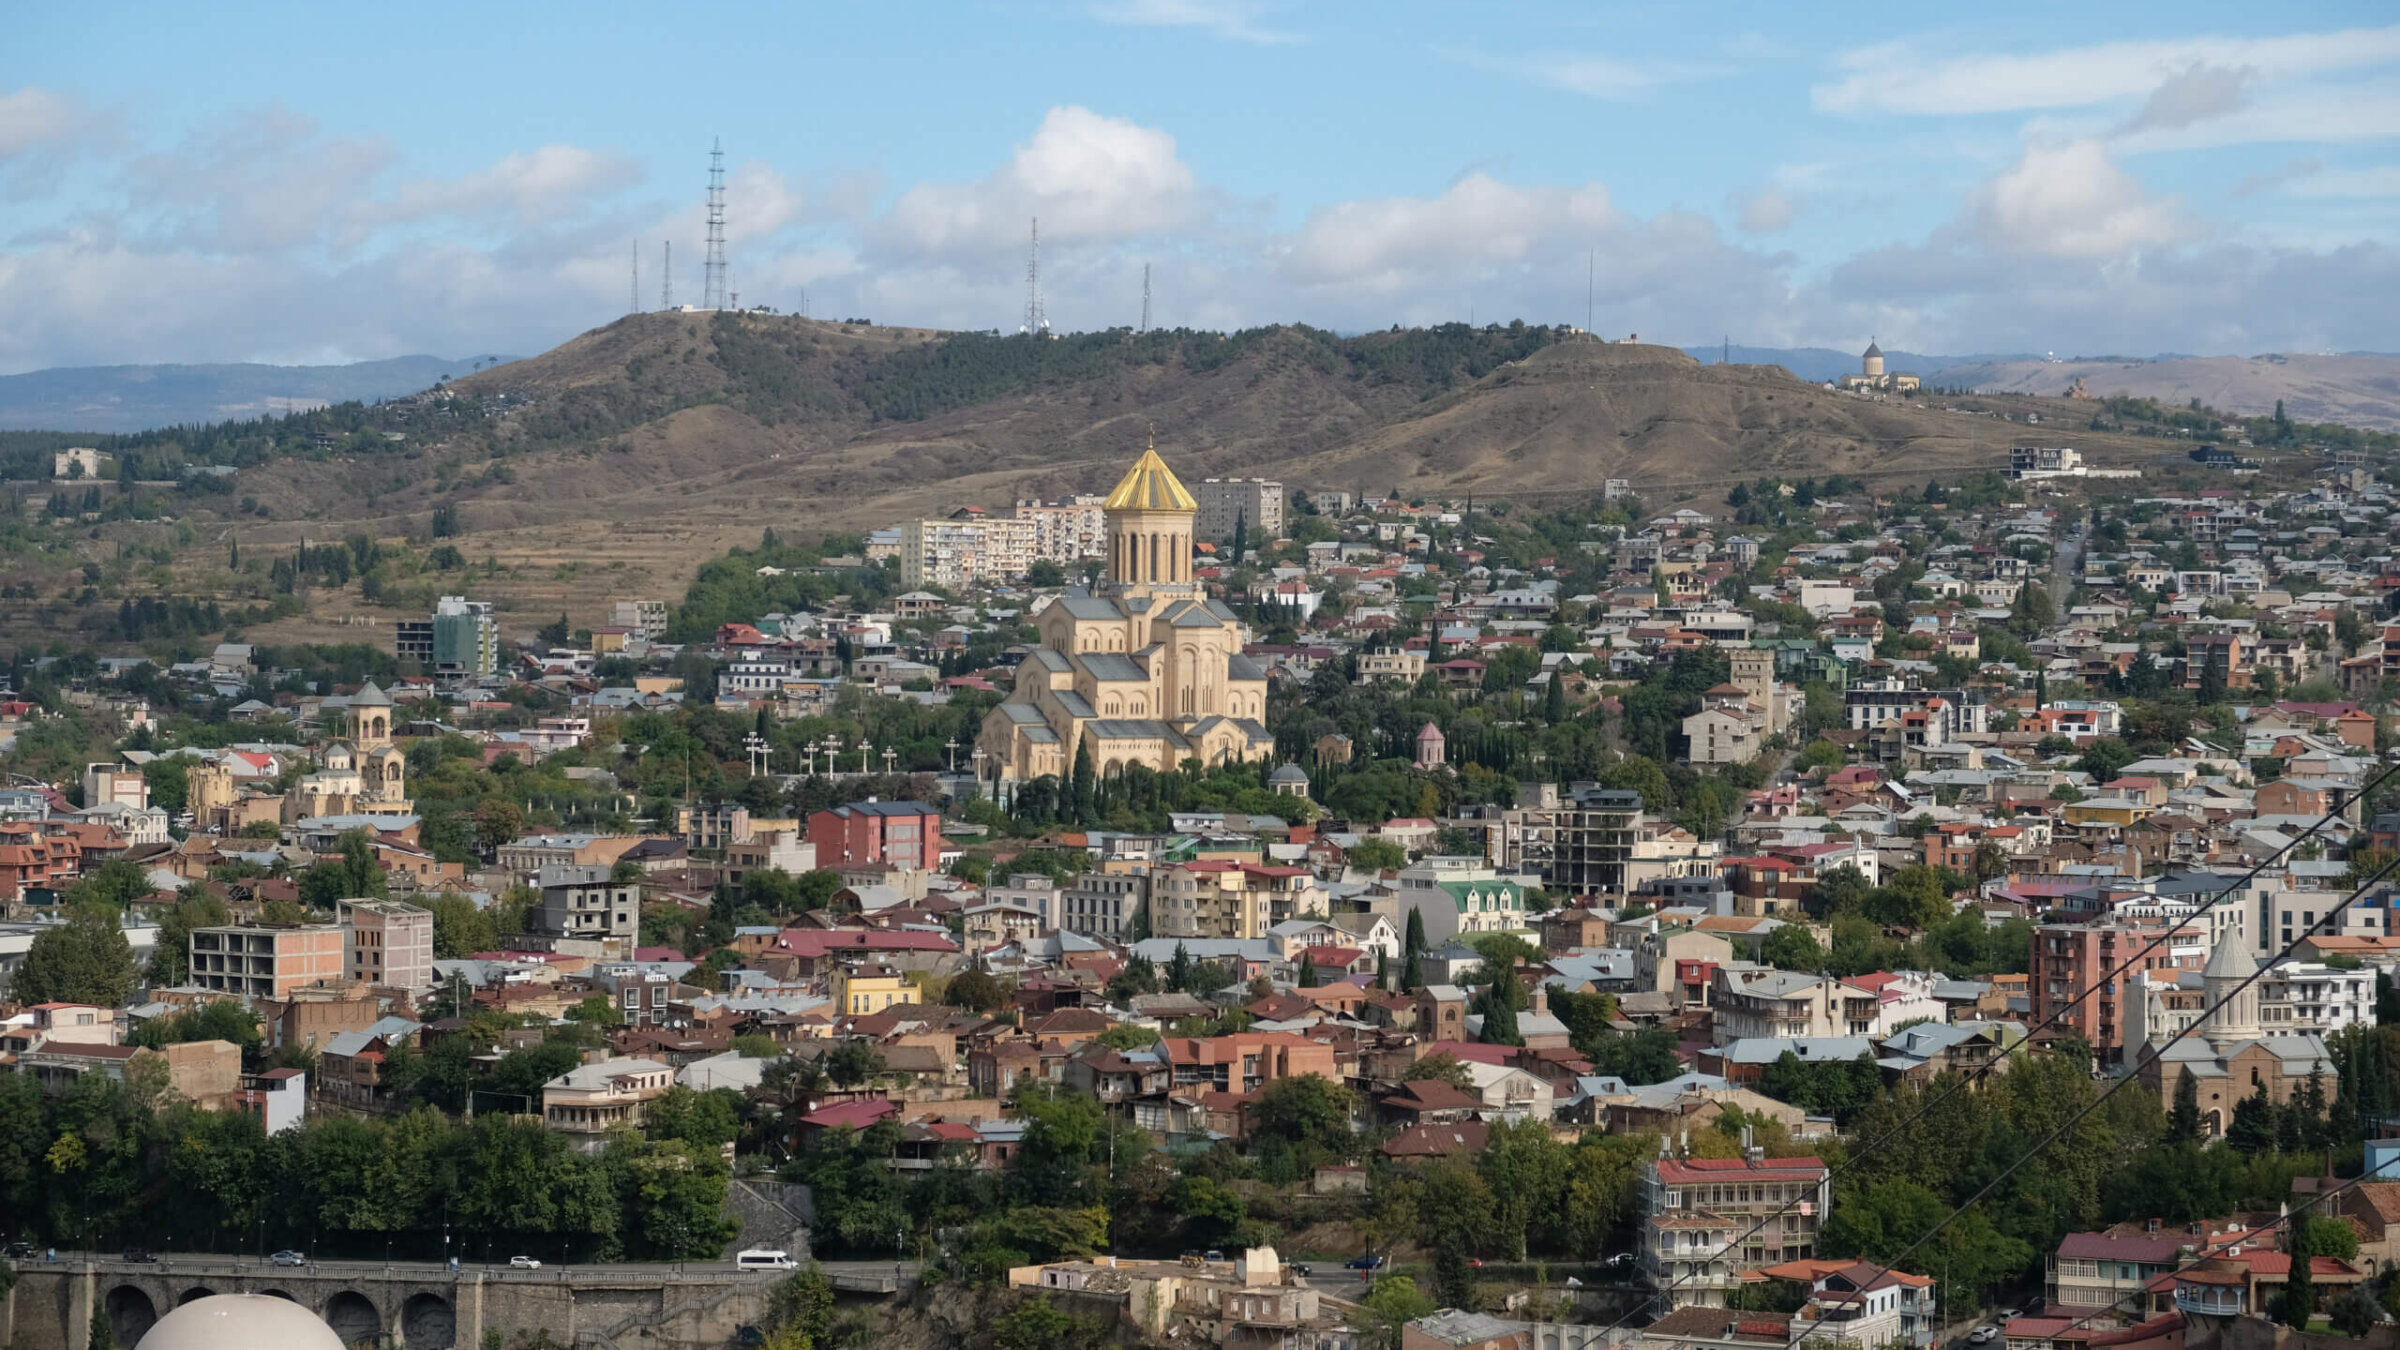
xmin=1103 ymin=447 xmax=1197 ymax=513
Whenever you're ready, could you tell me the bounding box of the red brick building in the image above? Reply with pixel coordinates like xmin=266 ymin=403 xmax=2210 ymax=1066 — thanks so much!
xmin=806 ymin=801 xmax=945 ymax=870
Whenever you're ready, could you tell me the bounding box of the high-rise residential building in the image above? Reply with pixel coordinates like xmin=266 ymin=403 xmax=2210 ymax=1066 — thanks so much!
xmin=1195 ymin=477 xmax=1284 ymax=542
xmin=898 ymin=516 xmax=1040 ymax=589
xmin=339 ymin=899 xmax=434 ymax=990
xmin=535 ymin=864 xmax=640 ymax=942
xmin=2029 ymin=917 xmax=2210 ymax=1061
xmin=1550 ymin=786 xmax=1645 ymax=895
xmin=396 ymin=595 xmax=498 ymax=679
xmin=1010 ymin=496 xmax=1108 ymax=564
xmin=190 ymin=924 xmax=346 ymax=998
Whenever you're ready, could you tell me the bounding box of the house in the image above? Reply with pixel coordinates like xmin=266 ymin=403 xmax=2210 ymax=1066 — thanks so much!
xmin=1640 ymin=1150 xmax=1832 ymax=1307
xmin=541 ymin=1057 xmax=674 ymax=1153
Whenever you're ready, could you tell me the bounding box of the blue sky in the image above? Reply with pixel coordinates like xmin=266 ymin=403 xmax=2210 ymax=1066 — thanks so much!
xmin=2 ymin=0 xmax=2395 ymax=370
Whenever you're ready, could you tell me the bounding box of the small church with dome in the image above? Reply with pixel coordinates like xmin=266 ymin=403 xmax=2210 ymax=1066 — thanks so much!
xmin=1837 ymin=340 xmax=1921 ymax=393
xmin=975 ymin=444 xmax=1274 ymax=794
xmin=2134 ymin=928 xmax=2337 ymax=1138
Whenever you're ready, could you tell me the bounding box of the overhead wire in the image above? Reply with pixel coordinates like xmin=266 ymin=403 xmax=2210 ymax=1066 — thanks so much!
xmin=1596 ymin=758 xmax=2400 ymax=1337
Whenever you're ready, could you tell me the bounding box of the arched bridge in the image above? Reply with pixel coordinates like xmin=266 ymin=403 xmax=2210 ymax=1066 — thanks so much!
xmin=0 ymin=1253 xmax=905 ymax=1350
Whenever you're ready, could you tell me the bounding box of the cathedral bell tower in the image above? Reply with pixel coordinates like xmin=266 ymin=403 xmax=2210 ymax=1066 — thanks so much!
xmin=1102 ymin=436 xmax=1198 ymax=595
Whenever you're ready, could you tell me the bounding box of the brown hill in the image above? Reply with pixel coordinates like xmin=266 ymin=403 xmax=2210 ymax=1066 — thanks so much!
xmin=18 ymin=313 xmax=2220 ymax=649
xmin=1938 ymin=353 xmax=2400 ymax=431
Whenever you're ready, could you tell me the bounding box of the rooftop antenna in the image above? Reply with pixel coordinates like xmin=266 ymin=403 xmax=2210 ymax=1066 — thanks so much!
xmin=661 ymin=240 xmax=672 ymax=310
xmin=704 ymin=139 xmax=728 ymax=310
xmin=1140 ymin=263 xmax=1152 ymax=333
xmin=1023 ymin=217 xmax=1047 ymax=335
xmin=632 ymin=240 xmax=641 ymax=314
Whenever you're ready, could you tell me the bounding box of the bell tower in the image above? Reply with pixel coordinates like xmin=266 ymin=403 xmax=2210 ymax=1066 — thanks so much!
xmin=1101 ymin=434 xmax=1198 ymax=595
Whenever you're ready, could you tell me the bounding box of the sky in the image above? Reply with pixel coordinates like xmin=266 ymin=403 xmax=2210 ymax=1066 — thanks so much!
xmin=2 ymin=0 xmax=2396 ymax=372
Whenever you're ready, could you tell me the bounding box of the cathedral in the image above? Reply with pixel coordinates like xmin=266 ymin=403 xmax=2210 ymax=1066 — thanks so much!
xmin=287 ymin=680 xmax=411 ymax=821
xmin=2137 ymin=929 xmax=2335 ymax=1138
xmin=975 ymin=446 xmax=1273 ymax=793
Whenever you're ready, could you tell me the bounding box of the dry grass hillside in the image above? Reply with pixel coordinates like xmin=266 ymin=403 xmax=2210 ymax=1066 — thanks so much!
xmin=1940 ymin=353 xmax=2400 ymax=431
xmin=16 ymin=313 xmax=2245 ymax=650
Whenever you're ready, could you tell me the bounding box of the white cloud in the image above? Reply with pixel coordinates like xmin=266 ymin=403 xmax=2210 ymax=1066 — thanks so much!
xmin=1437 ymin=47 xmax=1726 ymax=100
xmin=1276 ymin=173 xmax=1615 ymax=291
xmin=1736 ymin=187 xmax=1794 ymax=234
xmin=381 ymin=145 xmax=642 ymax=227
xmin=1087 ymin=0 xmax=1299 ymax=46
xmin=875 ymin=106 xmax=1201 ymax=258
xmin=1972 ymin=138 xmax=2182 ymax=259
xmin=0 ymin=88 xmax=88 ymax=158
xmin=2116 ymin=63 xmax=2252 ymax=134
xmin=1814 ymin=25 xmax=2400 ymax=116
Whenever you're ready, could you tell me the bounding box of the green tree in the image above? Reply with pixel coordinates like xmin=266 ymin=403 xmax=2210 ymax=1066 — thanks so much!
xmin=2168 ymin=1072 xmax=2201 ymax=1145
xmin=148 ymin=887 xmax=230 ymax=985
xmin=992 ymin=1294 xmax=1076 ymax=1350
xmin=2281 ymin=1217 xmax=2316 ymax=1326
xmin=1348 ymin=838 xmax=1407 ymax=872
xmin=1353 ymin=1276 xmax=1436 ymax=1350
xmin=1761 ymin=924 xmax=1824 ymax=972
xmin=88 ymin=1308 xmax=112 ymax=1350
xmin=428 ymin=892 xmax=499 ymax=959
xmin=766 ymin=1265 xmax=836 ymax=1349
xmin=16 ymin=905 xmax=138 ymax=1006
xmin=946 ymin=967 xmax=1008 ymax=1013
xmin=1249 ymin=1074 xmax=1356 ymax=1155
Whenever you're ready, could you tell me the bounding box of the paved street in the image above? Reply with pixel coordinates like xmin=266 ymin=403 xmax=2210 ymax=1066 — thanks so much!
xmin=44 ymin=1250 xmax=919 ymax=1289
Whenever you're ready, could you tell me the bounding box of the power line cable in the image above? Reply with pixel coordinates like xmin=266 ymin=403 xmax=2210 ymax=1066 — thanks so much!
xmin=1763 ymin=848 xmax=2400 ymax=1349
xmin=1600 ymin=763 xmax=2400 ymax=1334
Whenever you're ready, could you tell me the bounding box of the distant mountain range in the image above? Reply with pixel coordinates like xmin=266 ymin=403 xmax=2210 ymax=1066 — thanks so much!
xmin=1683 ymin=346 xmax=2400 ymax=428
xmin=0 ymin=356 xmax=508 ymax=433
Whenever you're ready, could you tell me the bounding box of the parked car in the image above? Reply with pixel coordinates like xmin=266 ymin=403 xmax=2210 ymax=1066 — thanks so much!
xmin=122 ymin=1249 xmax=156 ymax=1264
xmin=509 ymin=1255 xmax=542 ymax=1269
xmin=1970 ymin=1327 xmax=1999 ymax=1345
xmin=1345 ymin=1254 xmax=1385 ymax=1270
xmin=1204 ymin=1249 xmax=1225 ymax=1262
xmin=1 ymin=1242 xmax=32 ymax=1260
xmin=1997 ymin=1310 xmax=2023 ymax=1322
xmin=271 ymin=1250 xmax=307 ymax=1268
xmin=1291 ymin=1264 xmax=1312 ymax=1278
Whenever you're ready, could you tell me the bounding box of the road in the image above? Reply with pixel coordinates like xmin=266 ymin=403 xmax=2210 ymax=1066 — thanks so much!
xmin=2049 ymin=519 xmax=2085 ymax=617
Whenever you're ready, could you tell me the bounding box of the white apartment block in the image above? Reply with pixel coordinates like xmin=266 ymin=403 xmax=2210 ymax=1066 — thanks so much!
xmin=1195 ymin=478 xmax=1285 ymax=542
xmin=1010 ymin=497 xmax=1108 ymax=563
xmin=898 ymin=517 xmax=1040 ymax=590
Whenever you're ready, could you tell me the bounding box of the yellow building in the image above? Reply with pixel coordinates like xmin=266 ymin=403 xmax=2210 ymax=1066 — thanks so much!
xmin=975 ymin=445 xmax=1273 ymax=791
xmin=832 ymin=962 xmax=919 ymax=1016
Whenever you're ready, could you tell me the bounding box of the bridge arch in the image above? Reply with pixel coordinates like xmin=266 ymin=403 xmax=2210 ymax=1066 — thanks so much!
xmin=105 ymin=1285 xmax=158 ymax=1347
xmin=259 ymin=1288 xmax=299 ymax=1302
xmin=323 ymin=1289 xmax=381 ymax=1346
xmin=402 ymin=1291 xmax=458 ymax=1348
xmin=178 ymin=1287 xmax=219 ymax=1305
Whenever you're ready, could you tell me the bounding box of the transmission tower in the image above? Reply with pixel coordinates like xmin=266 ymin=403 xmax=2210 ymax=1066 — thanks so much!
xmin=1023 ymin=217 xmax=1046 ymax=335
xmin=703 ymin=139 xmax=728 ymax=310
xmin=661 ymin=241 xmax=672 ymax=310
xmin=1140 ymin=263 xmax=1151 ymax=332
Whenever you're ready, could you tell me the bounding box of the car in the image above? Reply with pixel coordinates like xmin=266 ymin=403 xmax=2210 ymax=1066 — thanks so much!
xmin=1204 ymin=1249 xmax=1225 ymax=1262
xmin=1997 ymin=1310 xmax=2022 ymax=1322
xmin=122 ymin=1249 xmax=156 ymax=1264
xmin=1467 ymin=1259 xmax=1484 ymax=1268
xmin=1 ymin=1242 xmax=31 ymax=1260
xmin=270 ymin=1250 xmax=307 ymax=1268
xmin=1969 ymin=1327 xmax=1999 ymax=1345
xmin=1603 ymin=1252 xmax=1637 ymax=1268
xmin=509 ymin=1255 xmax=542 ymax=1269
xmin=1291 ymin=1264 xmax=1312 ymax=1278
xmin=1345 ymin=1255 xmax=1385 ymax=1271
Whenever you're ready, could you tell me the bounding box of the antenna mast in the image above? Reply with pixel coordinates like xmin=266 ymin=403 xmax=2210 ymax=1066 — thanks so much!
xmin=1585 ymin=249 xmax=1594 ymax=335
xmin=1023 ymin=217 xmax=1046 ymax=335
xmin=704 ymin=139 xmax=728 ymax=310
xmin=1140 ymin=263 xmax=1151 ymax=333
xmin=632 ymin=240 xmax=640 ymax=314
xmin=661 ymin=241 xmax=672 ymax=310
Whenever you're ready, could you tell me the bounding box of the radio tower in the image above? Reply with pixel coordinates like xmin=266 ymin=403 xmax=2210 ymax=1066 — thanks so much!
xmin=632 ymin=240 xmax=641 ymax=314
xmin=661 ymin=241 xmax=672 ymax=310
xmin=703 ymin=139 xmax=728 ymax=310
xmin=1140 ymin=263 xmax=1151 ymax=332
xmin=1023 ymin=217 xmax=1047 ymax=336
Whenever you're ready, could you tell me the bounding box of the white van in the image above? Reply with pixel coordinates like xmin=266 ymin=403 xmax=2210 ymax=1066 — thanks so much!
xmin=736 ymin=1250 xmax=799 ymax=1271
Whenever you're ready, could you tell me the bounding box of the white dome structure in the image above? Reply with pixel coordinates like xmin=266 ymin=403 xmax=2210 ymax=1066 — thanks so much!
xmin=136 ymin=1295 xmax=345 ymax=1350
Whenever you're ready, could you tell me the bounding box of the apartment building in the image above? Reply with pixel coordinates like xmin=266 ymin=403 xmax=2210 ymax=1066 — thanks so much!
xmin=1640 ymin=1150 xmax=1833 ymax=1307
xmin=609 ymin=599 xmax=669 ymax=641
xmin=1195 ymin=477 xmax=1285 ymax=542
xmin=393 ymin=595 xmax=499 ymax=680
xmin=535 ymin=864 xmax=639 ymax=943
xmin=1549 ymin=787 xmax=1645 ymax=896
xmin=808 ymin=801 xmax=945 ymax=870
xmin=1061 ymin=872 xmax=1147 ymax=940
xmin=339 ymin=899 xmax=433 ymax=990
xmin=1009 ymin=496 xmax=1108 ymax=563
xmin=190 ymin=924 xmax=346 ymax=998
xmin=898 ymin=516 xmax=1039 ymax=589
xmin=2029 ymin=918 xmax=2209 ymax=1061
xmin=1153 ymin=861 xmax=1323 ymax=941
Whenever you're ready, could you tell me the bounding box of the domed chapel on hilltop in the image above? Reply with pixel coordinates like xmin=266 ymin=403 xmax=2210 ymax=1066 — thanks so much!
xmin=974 ymin=444 xmax=1273 ymax=794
